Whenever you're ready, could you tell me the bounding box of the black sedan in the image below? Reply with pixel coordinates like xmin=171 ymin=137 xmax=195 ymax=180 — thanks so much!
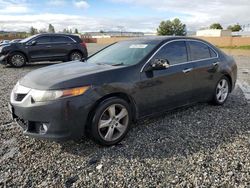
xmin=9 ymin=37 xmax=237 ymax=146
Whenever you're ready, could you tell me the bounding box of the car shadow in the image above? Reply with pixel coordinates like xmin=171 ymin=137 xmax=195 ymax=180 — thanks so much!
xmin=60 ymin=87 xmax=250 ymax=162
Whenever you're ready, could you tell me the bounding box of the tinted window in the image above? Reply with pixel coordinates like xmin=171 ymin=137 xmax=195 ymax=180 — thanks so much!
xmin=209 ymin=48 xmax=217 ymax=58
xmin=154 ymin=41 xmax=188 ymax=65
xmin=188 ymin=41 xmax=211 ymax=61
xmin=35 ymin=36 xmax=51 ymax=44
xmin=70 ymin=35 xmax=82 ymax=43
xmin=52 ymin=36 xmax=74 ymax=43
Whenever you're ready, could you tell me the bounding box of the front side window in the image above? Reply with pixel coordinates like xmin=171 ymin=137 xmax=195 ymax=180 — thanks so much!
xmin=87 ymin=41 xmax=158 ymax=66
xmin=153 ymin=41 xmax=188 ymax=65
xmin=35 ymin=36 xmax=51 ymax=44
xmin=188 ymin=41 xmax=214 ymax=61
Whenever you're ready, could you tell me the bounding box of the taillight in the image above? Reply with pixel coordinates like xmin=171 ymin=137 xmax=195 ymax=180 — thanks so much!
xmin=80 ymin=42 xmax=87 ymax=48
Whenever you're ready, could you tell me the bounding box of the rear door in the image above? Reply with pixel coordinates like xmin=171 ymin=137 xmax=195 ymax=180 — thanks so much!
xmin=138 ymin=40 xmax=196 ymax=116
xmin=187 ymin=40 xmax=220 ymax=101
xmin=50 ymin=36 xmax=75 ymax=58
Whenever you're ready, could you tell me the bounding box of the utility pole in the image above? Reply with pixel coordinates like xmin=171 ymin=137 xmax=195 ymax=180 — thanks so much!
xmin=117 ymin=26 xmax=125 ymax=36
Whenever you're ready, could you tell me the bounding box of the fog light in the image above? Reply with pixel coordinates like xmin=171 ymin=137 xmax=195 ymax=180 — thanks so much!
xmin=39 ymin=123 xmax=48 ymax=134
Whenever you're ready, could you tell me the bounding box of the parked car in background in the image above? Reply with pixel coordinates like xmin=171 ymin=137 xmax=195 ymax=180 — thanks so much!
xmin=9 ymin=37 xmax=237 ymax=146
xmin=10 ymin=39 xmax=22 ymax=43
xmin=0 ymin=40 xmax=10 ymax=46
xmin=0 ymin=33 xmax=88 ymax=67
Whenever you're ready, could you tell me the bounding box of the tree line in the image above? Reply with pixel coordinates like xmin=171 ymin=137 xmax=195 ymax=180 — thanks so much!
xmin=29 ymin=24 xmax=79 ymax=35
xmin=27 ymin=21 xmax=243 ymax=37
xmin=157 ymin=19 xmax=243 ymax=36
xmin=208 ymin=23 xmax=242 ymax=31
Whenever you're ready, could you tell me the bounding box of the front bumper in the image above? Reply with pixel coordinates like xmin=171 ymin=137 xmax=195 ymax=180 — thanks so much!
xmin=10 ymin=94 xmax=93 ymax=141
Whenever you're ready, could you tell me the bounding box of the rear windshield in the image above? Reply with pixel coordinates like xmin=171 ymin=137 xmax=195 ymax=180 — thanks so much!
xmin=87 ymin=41 xmax=158 ymax=66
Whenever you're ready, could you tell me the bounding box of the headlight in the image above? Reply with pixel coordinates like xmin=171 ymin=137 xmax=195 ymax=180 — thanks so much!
xmin=30 ymin=86 xmax=90 ymax=102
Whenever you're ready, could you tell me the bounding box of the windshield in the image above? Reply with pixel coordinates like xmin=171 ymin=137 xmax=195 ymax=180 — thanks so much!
xmin=10 ymin=39 xmax=20 ymax=43
xmin=20 ymin=35 xmax=38 ymax=43
xmin=87 ymin=41 xmax=158 ymax=66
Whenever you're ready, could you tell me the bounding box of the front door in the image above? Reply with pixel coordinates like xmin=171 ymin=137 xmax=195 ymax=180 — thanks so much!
xmin=27 ymin=36 xmax=52 ymax=61
xmin=137 ymin=40 xmax=196 ymax=117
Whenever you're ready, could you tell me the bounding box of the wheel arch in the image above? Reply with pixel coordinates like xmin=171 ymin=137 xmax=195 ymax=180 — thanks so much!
xmin=86 ymin=92 xmax=138 ymax=131
xmin=68 ymin=49 xmax=84 ymax=58
xmin=222 ymin=73 xmax=233 ymax=92
xmin=8 ymin=51 xmax=29 ymax=63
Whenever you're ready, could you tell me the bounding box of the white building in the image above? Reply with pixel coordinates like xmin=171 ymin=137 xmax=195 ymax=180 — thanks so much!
xmin=196 ymin=29 xmax=232 ymax=37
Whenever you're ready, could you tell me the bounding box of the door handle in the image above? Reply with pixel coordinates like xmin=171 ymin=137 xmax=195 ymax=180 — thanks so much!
xmin=213 ymin=62 xmax=219 ymax=66
xmin=46 ymin=45 xmax=52 ymax=48
xmin=182 ymin=68 xmax=193 ymax=73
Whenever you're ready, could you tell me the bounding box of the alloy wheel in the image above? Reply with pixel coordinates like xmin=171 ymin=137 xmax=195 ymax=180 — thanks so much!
xmin=216 ymin=79 xmax=229 ymax=103
xmin=11 ymin=54 xmax=25 ymax=67
xmin=98 ymin=104 xmax=129 ymax=142
xmin=70 ymin=52 xmax=82 ymax=61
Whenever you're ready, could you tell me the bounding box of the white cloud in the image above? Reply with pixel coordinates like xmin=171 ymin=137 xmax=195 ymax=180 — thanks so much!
xmin=1 ymin=5 xmax=29 ymax=13
xmin=0 ymin=13 xmax=158 ymax=32
xmin=0 ymin=14 xmax=101 ymax=32
xmin=74 ymin=0 xmax=90 ymax=9
xmin=0 ymin=0 xmax=249 ymax=32
xmin=0 ymin=0 xmax=30 ymax=14
xmin=110 ymin=0 xmax=250 ymax=30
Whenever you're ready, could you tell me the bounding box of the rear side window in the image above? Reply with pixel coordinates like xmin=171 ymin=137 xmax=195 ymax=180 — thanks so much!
xmin=188 ymin=41 xmax=216 ymax=61
xmin=52 ymin=36 xmax=74 ymax=43
xmin=209 ymin=48 xmax=217 ymax=58
xmin=70 ymin=35 xmax=82 ymax=43
xmin=154 ymin=41 xmax=188 ymax=65
xmin=35 ymin=36 xmax=51 ymax=44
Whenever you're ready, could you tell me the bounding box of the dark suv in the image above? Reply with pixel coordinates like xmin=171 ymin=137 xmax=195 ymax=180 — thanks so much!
xmin=0 ymin=33 xmax=88 ymax=67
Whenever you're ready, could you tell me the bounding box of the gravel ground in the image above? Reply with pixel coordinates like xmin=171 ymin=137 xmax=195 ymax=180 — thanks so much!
xmin=0 ymin=51 xmax=250 ymax=187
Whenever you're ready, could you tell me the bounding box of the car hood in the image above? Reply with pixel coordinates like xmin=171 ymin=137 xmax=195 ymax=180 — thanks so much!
xmin=0 ymin=43 xmax=11 ymax=49
xmin=19 ymin=61 xmax=120 ymax=90
xmin=0 ymin=42 xmax=21 ymax=51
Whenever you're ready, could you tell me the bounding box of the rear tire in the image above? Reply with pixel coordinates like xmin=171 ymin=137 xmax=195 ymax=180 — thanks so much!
xmin=212 ymin=76 xmax=230 ymax=105
xmin=8 ymin=52 xmax=26 ymax=67
xmin=90 ymin=97 xmax=131 ymax=146
xmin=69 ymin=51 xmax=83 ymax=61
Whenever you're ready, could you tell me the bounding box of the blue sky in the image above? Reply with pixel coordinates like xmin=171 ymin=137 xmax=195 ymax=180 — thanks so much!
xmin=0 ymin=0 xmax=249 ymax=32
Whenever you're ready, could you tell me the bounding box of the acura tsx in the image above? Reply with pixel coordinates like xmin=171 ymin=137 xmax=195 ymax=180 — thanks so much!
xmin=9 ymin=37 xmax=237 ymax=146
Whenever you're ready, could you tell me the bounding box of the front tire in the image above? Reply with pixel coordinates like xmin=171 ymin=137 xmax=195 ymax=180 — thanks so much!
xmin=212 ymin=76 xmax=230 ymax=105
xmin=8 ymin=52 xmax=26 ymax=67
xmin=90 ymin=97 xmax=131 ymax=146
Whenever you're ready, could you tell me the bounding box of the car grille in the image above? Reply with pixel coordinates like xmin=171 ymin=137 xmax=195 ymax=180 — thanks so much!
xmin=16 ymin=117 xmax=29 ymax=131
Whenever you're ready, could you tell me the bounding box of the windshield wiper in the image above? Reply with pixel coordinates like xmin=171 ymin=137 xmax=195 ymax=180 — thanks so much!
xmin=111 ymin=62 xmax=125 ymax=66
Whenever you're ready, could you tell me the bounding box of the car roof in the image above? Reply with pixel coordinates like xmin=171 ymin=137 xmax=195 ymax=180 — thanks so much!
xmin=35 ymin=33 xmax=82 ymax=42
xmin=36 ymin=33 xmax=79 ymax=37
xmin=123 ymin=36 xmax=210 ymax=44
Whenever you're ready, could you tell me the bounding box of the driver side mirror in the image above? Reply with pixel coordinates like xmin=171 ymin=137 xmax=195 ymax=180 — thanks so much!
xmin=146 ymin=58 xmax=170 ymax=71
